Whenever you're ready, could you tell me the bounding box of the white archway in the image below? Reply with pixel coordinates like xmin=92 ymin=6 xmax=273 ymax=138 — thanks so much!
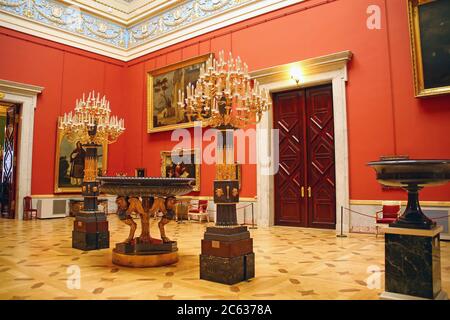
xmin=0 ymin=79 xmax=43 ymax=219
xmin=251 ymin=51 xmax=352 ymax=233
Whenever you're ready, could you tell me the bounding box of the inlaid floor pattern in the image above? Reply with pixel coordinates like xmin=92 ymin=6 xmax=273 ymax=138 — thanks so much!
xmin=0 ymin=217 xmax=448 ymax=300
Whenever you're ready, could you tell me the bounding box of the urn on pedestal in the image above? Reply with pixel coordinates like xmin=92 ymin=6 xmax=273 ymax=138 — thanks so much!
xmin=368 ymin=159 xmax=450 ymax=300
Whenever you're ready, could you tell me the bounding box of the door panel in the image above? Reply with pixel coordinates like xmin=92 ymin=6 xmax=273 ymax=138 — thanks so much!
xmin=273 ymin=90 xmax=307 ymax=226
xmin=1 ymin=105 xmax=19 ymax=219
xmin=306 ymin=85 xmax=336 ymax=229
xmin=274 ymin=85 xmax=336 ymax=229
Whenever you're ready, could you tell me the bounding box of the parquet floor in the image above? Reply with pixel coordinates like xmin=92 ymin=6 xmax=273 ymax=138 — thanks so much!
xmin=0 ymin=216 xmax=448 ymax=300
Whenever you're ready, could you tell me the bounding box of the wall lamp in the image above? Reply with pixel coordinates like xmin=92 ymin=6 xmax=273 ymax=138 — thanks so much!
xmin=290 ymin=66 xmax=303 ymax=86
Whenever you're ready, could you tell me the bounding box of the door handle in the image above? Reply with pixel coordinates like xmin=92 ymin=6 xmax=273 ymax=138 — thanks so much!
xmin=308 ymin=186 xmax=312 ymax=198
xmin=301 ymin=186 xmax=305 ymax=198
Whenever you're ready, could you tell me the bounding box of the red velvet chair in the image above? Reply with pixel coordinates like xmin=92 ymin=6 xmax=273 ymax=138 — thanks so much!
xmin=188 ymin=200 xmax=209 ymax=223
xmin=375 ymin=201 xmax=401 ymax=237
xmin=23 ymin=196 xmax=37 ymax=220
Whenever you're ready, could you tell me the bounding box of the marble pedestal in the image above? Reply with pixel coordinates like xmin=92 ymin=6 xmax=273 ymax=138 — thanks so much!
xmin=381 ymin=226 xmax=447 ymax=300
xmin=200 ymin=226 xmax=255 ymax=285
xmin=72 ymin=211 xmax=109 ymax=250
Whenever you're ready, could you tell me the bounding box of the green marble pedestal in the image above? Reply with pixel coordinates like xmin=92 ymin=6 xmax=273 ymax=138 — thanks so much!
xmin=381 ymin=226 xmax=448 ymax=300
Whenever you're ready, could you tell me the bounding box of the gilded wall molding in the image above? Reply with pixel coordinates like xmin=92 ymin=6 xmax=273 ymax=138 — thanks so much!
xmin=0 ymin=0 xmax=305 ymax=61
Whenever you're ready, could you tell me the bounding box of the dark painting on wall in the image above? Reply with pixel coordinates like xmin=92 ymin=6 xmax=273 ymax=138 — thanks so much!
xmin=408 ymin=0 xmax=450 ymax=97
xmin=160 ymin=149 xmax=200 ymax=191
xmin=54 ymin=128 xmax=108 ymax=193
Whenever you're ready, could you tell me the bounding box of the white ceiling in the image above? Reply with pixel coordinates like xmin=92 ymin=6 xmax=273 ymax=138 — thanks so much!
xmin=65 ymin=0 xmax=182 ymax=24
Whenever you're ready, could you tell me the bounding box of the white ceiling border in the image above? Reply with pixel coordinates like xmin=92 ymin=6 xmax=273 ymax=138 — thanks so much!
xmin=0 ymin=0 xmax=305 ymax=61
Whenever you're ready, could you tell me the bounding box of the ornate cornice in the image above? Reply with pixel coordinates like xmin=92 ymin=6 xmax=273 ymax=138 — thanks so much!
xmin=0 ymin=0 xmax=305 ymax=60
xmin=251 ymin=51 xmax=353 ymax=84
xmin=1 ymin=0 xmax=128 ymax=48
xmin=0 ymin=79 xmax=44 ymax=96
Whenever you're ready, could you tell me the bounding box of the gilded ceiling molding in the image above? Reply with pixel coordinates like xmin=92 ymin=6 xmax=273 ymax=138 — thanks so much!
xmin=0 ymin=0 xmax=305 ymax=60
xmin=0 ymin=0 xmax=250 ymax=49
xmin=1 ymin=0 xmax=128 ymax=48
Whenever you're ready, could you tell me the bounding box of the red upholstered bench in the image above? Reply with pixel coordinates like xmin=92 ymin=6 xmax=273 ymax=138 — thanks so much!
xmin=375 ymin=201 xmax=401 ymax=237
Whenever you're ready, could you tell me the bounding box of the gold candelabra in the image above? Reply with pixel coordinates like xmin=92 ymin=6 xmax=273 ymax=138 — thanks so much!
xmin=61 ymin=92 xmax=125 ymax=251
xmin=177 ymin=50 xmax=271 ymax=228
xmin=58 ymin=90 xmax=125 ymax=145
xmin=178 ymin=52 xmax=271 ymax=284
xmin=177 ymin=51 xmax=271 ymax=129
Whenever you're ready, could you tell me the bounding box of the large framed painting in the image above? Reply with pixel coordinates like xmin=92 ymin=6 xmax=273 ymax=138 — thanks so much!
xmin=54 ymin=128 xmax=108 ymax=193
xmin=160 ymin=149 xmax=200 ymax=191
xmin=147 ymin=54 xmax=211 ymax=133
xmin=408 ymin=0 xmax=450 ymax=97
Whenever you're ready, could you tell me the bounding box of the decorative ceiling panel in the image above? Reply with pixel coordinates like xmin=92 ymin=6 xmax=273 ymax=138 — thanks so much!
xmin=66 ymin=0 xmax=179 ymax=22
xmin=0 ymin=0 xmax=304 ymax=60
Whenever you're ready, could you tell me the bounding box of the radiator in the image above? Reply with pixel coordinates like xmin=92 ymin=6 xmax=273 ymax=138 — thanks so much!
xmin=37 ymin=199 xmax=67 ymax=219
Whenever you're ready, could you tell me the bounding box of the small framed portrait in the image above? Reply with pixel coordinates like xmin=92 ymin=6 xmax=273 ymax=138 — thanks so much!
xmin=147 ymin=54 xmax=212 ymax=133
xmin=54 ymin=128 xmax=108 ymax=193
xmin=160 ymin=148 xmax=200 ymax=191
xmin=408 ymin=0 xmax=450 ymax=97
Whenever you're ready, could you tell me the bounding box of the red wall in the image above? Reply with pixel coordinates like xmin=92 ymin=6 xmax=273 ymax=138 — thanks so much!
xmin=1 ymin=0 xmax=449 ymax=201
xmin=121 ymin=0 xmax=450 ymax=201
xmin=0 ymin=28 xmax=127 ymax=195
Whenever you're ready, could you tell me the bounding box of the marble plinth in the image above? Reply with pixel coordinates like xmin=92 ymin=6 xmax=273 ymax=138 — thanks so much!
xmin=72 ymin=211 xmax=109 ymax=250
xmin=200 ymin=226 xmax=255 ymax=285
xmin=383 ymin=226 xmax=447 ymax=300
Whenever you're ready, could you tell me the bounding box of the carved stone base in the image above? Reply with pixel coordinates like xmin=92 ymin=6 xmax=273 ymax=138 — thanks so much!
xmin=200 ymin=225 xmax=255 ymax=285
xmin=200 ymin=253 xmax=255 ymax=285
xmin=72 ymin=211 xmax=109 ymax=251
xmin=384 ymin=226 xmax=443 ymax=299
xmin=380 ymin=290 xmax=448 ymax=300
xmin=112 ymin=250 xmax=178 ymax=268
xmin=114 ymin=239 xmax=177 ymax=254
xmin=72 ymin=230 xmax=109 ymax=250
xmin=112 ymin=240 xmax=178 ymax=267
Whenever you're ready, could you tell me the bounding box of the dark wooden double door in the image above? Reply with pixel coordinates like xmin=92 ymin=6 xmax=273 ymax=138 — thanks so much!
xmin=274 ymin=85 xmax=336 ymax=229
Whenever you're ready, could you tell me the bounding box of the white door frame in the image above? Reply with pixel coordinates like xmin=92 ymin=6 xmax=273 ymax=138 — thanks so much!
xmin=251 ymin=51 xmax=352 ymax=233
xmin=0 ymin=79 xmax=43 ymax=219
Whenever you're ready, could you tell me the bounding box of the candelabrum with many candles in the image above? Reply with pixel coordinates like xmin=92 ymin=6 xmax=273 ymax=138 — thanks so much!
xmin=178 ymin=51 xmax=271 ymax=284
xmin=59 ymin=91 xmax=125 ymax=250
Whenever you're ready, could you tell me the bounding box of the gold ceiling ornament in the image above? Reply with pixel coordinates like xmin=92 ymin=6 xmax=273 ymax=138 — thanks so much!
xmin=0 ymin=92 xmax=5 ymax=100
xmin=177 ymin=51 xmax=271 ymax=129
xmin=58 ymin=90 xmax=125 ymax=145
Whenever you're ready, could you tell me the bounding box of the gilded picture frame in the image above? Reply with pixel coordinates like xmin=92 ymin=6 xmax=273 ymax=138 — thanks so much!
xmin=160 ymin=148 xmax=200 ymax=191
xmin=147 ymin=54 xmax=212 ymax=133
xmin=54 ymin=127 xmax=108 ymax=193
xmin=408 ymin=0 xmax=450 ymax=97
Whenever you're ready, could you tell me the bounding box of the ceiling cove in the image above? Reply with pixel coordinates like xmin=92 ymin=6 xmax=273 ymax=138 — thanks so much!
xmin=0 ymin=0 xmax=304 ymax=61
